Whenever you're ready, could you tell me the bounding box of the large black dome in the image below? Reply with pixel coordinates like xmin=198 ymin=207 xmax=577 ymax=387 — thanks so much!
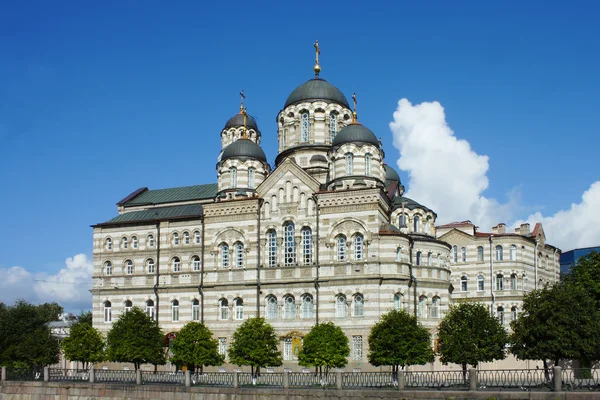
xmin=332 ymin=124 xmax=379 ymax=147
xmin=284 ymin=78 xmax=350 ymax=109
xmin=223 ymin=113 xmax=260 ymax=132
xmin=384 ymin=164 xmax=401 ymax=184
xmin=221 ymin=139 xmax=267 ymax=162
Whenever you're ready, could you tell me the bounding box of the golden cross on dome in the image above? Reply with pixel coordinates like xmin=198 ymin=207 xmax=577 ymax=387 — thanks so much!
xmin=313 ymin=40 xmax=321 ymax=77
xmin=352 ymin=92 xmax=358 ymax=122
xmin=239 ymin=90 xmax=245 ymax=113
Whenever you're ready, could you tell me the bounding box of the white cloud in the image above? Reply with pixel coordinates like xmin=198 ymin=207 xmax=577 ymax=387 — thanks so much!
xmin=0 ymin=253 xmax=92 ymax=312
xmin=389 ymin=98 xmax=600 ymax=251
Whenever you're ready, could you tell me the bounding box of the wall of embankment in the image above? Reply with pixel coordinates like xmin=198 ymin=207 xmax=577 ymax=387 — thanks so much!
xmin=1 ymin=382 xmax=600 ymax=400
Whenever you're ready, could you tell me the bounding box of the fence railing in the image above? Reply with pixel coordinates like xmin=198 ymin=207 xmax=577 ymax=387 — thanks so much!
xmin=1 ymin=366 xmax=598 ymax=392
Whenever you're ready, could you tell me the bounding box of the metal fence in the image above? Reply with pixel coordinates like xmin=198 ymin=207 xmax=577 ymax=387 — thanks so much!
xmin=141 ymin=371 xmax=185 ymax=385
xmin=342 ymin=371 xmax=395 ymax=388
xmin=562 ymin=368 xmax=600 ymax=391
xmin=48 ymin=368 xmax=89 ymax=383
xmin=238 ymin=372 xmax=284 ymax=387
xmin=191 ymin=372 xmax=233 ymax=387
xmin=405 ymin=370 xmax=468 ymax=390
xmin=6 ymin=368 xmax=42 ymax=381
xmin=289 ymin=371 xmax=336 ymax=388
xmin=478 ymin=368 xmax=552 ymax=390
xmin=94 ymin=369 xmax=136 ymax=384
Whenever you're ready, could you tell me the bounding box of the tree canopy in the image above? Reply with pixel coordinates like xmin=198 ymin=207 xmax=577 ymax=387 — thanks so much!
xmin=437 ymin=302 xmax=507 ymax=376
xmin=228 ymin=317 xmax=282 ymax=376
xmin=170 ymin=322 xmax=224 ymax=372
xmin=510 ymin=281 xmax=600 ymax=367
xmin=298 ymin=322 xmax=349 ymax=376
xmin=368 ymin=310 xmax=434 ymax=372
xmin=0 ymin=300 xmax=61 ymax=370
xmin=61 ymin=315 xmax=105 ymax=370
xmin=566 ymin=251 xmax=600 ymax=306
xmin=106 ymin=307 xmax=165 ymax=370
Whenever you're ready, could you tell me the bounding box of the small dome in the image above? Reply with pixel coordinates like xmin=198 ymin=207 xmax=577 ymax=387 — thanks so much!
xmin=284 ymin=78 xmax=350 ymax=109
xmin=332 ymin=124 xmax=379 ymax=147
xmin=221 ymin=139 xmax=267 ymax=162
xmin=223 ymin=113 xmax=260 ymax=133
xmin=384 ymin=164 xmax=401 ymax=184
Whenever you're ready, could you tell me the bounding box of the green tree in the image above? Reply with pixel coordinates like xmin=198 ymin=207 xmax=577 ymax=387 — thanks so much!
xmin=566 ymin=251 xmax=600 ymax=305
xmin=510 ymin=282 xmax=600 ymax=378
xmin=106 ymin=307 xmax=165 ymax=370
xmin=170 ymin=322 xmax=224 ymax=373
xmin=61 ymin=318 xmax=105 ymax=370
xmin=228 ymin=318 xmax=282 ymax=377
xmin=77 ymin=311 xmax=93 ymax=326
xmin=368 ymin=310 xmax=434 ymax=380
xmin=437 ymin=302 xmax=508 ymax=379
xmin=0 ymin=300 xmax=60 ymax=370
xmin=298 ymin=322 xmax=349 ymax=377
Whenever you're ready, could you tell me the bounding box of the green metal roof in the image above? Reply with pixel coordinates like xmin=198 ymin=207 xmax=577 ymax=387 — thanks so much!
xmin=392 ymin=196 xmax=437 ymax=217
xmin=98 ymin=204 xmax=203 ymax=226
xmin=122 ymin=183 xmax=218 ymax=206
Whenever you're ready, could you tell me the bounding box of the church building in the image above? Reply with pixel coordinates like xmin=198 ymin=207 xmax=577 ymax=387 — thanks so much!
xmin=91 ymin=43 xmax=560 ymax=371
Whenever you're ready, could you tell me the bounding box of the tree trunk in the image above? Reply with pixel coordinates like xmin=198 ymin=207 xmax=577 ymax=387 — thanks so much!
xmin=543 ymin=359 xmax=550 ymax=382
xmin=462 ymin=363 xmax=467 ymax=383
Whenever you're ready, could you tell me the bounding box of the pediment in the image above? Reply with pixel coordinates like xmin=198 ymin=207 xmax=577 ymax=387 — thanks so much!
xmin=256 ymin=158 xmax=321 ymax=197
xmin=438 ymin=228 xmax=475 ymax=243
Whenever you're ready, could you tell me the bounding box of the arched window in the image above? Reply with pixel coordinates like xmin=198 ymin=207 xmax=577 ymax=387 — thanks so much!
xmin=495 ymin=245 xmax=503 ymax=261
xmin=510 ymin=245 xmax=517 ymax=261
xmin=104 ymin=301 xmax=111 ymax=323
xmin=266 ymin=296 xmax=278 ymax=320
xmin=146 ymin=258 xmax=155 ymax=274
xmin=248 ymin=167 xmax=256 ymax=189
xmin=416 ymin=251 xmax=422 ymax=266
xmin=336 ymin=235 xmax=347 ymax=261
xmin=300 ymin=112 xmax=309 ymax=142
xmin=395 ymin=247 xmax=402 ymax=262
xmin=147 ymin=234 xmax=155 ymax=247
xmin=413 ymin=216 xmax=420 ymax=232
xmin=132 ymin=236 xmax=138 ymax=249
xmin=284 ymin=295 xmax=295 ymax=320
xmin=460 ymin=276 xmax=468 ymax=292
xmin=125 ymin=260 xmax=133 ymax=275
xmin=234 ymin=242 xmax=244 ymax=268
xmin=461 ymin=247 xmax=467 ymax=262
xmin=452 ymin=245 xmax=458 ymax=263
xmin=282 ymin=127 xmax=287 ymax=146
xmin=354 ymin=234 xmax=364 ymax=260
xmin=301 ymin=294 xmax=313 ymax=319
xmin=219 ymin=299 xmax=229 ymax=320
xmin=220 ymin=243 xmax=229 ymax=268
xmin=172 ymin=300 xmax=179 ymax=322
xmin=183 ymin=232 xmax=190 ymax=245
xmin=105 ymin=238 xmax=112 ymax=250
xmin=267 ymin=230 xmax=277 ymax=267
xmin=417 ymin=296 xmax=427 ymax=318
xmin=124 ymin=300 xmax=132 ymax=313
xmin=234 ymin=298 xmax=243 ymax=320
xmin=425 ymin=219 xmax=431 ymax=235
xmin=284 ymin=222 xmax=296 ymax=266
xmin=146 ymin=300 xmax=155 ymax=320
xmin=477 ymin=246 xmax=484 ymax=262
xmin=477 ymin=274 xmax=485 ymax=291
xmin=365 ymin=153 xmax=372 ymax=176
xmin=431 ymin=297 xmax=440 ymax=319
xmin=194 ymin=231 xmax=201 ymax=245
xmin=496 ymin=274 xmax=504 ymax=291
xmin=329 ymin=113 xmax=337 ymax=142
xmin=345 ymin=153 xmax=353 ymax=175
xmin=173 ymin=233 xmax=180 ymax=246
xmin=335 ymin=295 xmax=347 ymax=318
xmin=497 ymin=306 xmax=505 ymax=325
xmin=172 ymin=257 xmax=181 ymax=272
xmin=192 ymin=299 xmax=200 ymax=321
xmin=104 ymin=261 xmax=112 ymax=276
xmin=398 ymin=213 xmax=407 ymax=228
xmin=122 ymin=237 xmax=128 ymax=249
xmin=510 ymin=273 xmax=517 ymax=290
xmin=192 ymin=255 xmax=200 ymax=272
xmin=427 ymin=252 xmax=432 ymax=266
xmin=393 ymin=293 xmax=402 ymax=310
xmin=302 ymin=227 xmax=312 ymax=265
xmin=230 ymin=167 xmax=237 ymax=187
xmin=511 ymin=306 xmax=518 ymax=321
xmin=353 ymin=294 xmax=364 ymax=317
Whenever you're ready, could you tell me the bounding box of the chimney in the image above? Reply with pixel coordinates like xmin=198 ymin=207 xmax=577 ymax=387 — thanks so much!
xmin=497 ymin=223 xmax=506 ymax=234
xmin=519 ymin=223 xmax=530 ymax=236
xmin=491 ymin=225 xmax=498 ymax=234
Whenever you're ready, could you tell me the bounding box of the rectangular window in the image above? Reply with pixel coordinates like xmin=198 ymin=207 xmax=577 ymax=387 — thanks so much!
xmin=172 ymin=306 xmax=179 ymax=322
xmin=496 ymin=276 xmax=503 ymax=291
xmin=192 ymin=304 xmax=200 ymax=321
xmin=283 ymin=338 xmax=293 ymax=361
xmin=218 ymin=338 xmax=227 ymax=358
xmin=477 ymin=277 xmax=484 ymax=291
xmin=352 ymin=336 xmax=363 ymax=361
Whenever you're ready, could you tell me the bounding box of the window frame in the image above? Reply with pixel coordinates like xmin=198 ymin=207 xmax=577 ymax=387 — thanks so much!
xmin=354 ymin=233 xmax=364 ymax=261
xmin=335 ymin=295 xmax=347 ymax=318
xmin=345 ymin=153 xmax=353 ymax=175
xmin=300 ymin=112 xmax=310 ymax=142
xmin=283 ymin=222 xmax=296 ymax=266
xmin=353 ymin=294 xmax=364 ymax=318
xmin=103 ymin=301 xmax=112 ymax=323
xmin=172 ymin=300 xmax=179 ymax=322
xmin=336 ymin=235 xmax=347 ymax=261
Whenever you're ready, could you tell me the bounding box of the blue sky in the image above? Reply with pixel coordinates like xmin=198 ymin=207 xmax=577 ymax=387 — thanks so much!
xmin=1 ymin=1 xmax=599 ymax=309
